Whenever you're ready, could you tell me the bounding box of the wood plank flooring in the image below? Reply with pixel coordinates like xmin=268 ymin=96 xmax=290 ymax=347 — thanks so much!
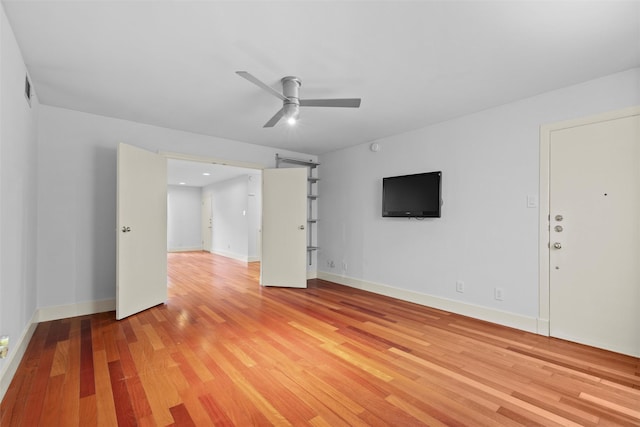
xmin=2 ymin=251 xmax=639 ymax=426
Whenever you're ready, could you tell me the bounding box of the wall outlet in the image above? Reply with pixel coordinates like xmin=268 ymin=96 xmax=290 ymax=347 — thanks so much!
xmin=328 ymin=260 xmax=335 ymax=268
xmin=0 ymin=335 xmax=9 ymax=359
xmin=494 ymin=287 xmax=504 ymax=301
xmin=456 ymin=280 xmax=465 ymax=293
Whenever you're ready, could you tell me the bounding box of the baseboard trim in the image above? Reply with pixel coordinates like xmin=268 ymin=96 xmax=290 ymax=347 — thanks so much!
xmin=211 ymin=250 xmax=250 ymax=262
xmin=306 ymin=270 xmax=318 ymax=280
xmin=537 ymin=318 xmax=550 ymax=336
xmin=168 ymin=247 xmax=203 ymax=253
xmin=317 ymin=272 xmax=539 ymax=334
xmin=0 ymin=311 xmax=38 ymax=402
xmin=37 ymin=299 xmax=116 ymax=323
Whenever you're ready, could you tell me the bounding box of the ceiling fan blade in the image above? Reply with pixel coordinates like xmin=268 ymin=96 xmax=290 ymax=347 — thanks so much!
xmin=263 ymin=108 xmax=284 ymax=128
xmin=299 ymin=98 xmax=361 ymax=108
xmin=236 ymin=71 xmax=287 ymax=101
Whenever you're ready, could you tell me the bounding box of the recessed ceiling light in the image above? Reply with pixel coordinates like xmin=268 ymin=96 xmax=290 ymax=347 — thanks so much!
xmin=203 ymin=172 xmax=211 ymax=176
xmin=179 ymin=182 xmax=186 ymax=185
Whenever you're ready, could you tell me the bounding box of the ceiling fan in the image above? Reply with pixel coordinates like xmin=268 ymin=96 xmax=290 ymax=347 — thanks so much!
xmin=236 ymin=71 xmax=361 ymax=127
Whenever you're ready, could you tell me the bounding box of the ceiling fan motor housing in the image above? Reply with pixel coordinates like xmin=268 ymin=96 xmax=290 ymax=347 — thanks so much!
xmin=281 ymin=76 xmax=301 ymax=121
xmin=281 ymin=76 xmax=301 ymax=104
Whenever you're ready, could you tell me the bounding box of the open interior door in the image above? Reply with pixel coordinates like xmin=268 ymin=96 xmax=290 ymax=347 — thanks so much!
xmin=117 ymin=143 xmax=167 ymax=319
xmin=261 ymin=167 xmax=307 ymax=288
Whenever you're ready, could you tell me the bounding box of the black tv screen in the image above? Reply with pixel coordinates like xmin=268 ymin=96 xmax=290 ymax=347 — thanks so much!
xmin=382 ymin=171 xmax=441 ymax=218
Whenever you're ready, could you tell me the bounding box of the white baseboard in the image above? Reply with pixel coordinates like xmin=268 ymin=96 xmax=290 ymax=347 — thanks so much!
xmin=248 ymin=256 xmax=260 ymax=263
xmin=168 ymin=246 xmax=203 ymax=253
xmin=37 ymin=299 xmax=116 ymax=323
xmin=537 ymin=318 xmax=550 ymax=335
xmin=0 ymin=311 xmax=38 ymax=402
xmin=317 ymin=272 xmax=539 ymax=334
xmin=212 ymin=250 xmax=250 ymax=262
xmin=306 ymin=270 xmax=318 ymax=280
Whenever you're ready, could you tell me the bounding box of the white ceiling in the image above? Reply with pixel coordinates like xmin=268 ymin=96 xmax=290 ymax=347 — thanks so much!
xmin=167 ymin=159 xmax=258 ymax=187
xmin=3 ymin=1 xmax=640 ymax=156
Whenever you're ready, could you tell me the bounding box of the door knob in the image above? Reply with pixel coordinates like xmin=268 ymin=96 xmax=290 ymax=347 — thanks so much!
xmin=555 ymin=214 xmax=563 ymax=221
xmin=121 ymin=226 xmax=131 ymax=233
xmin=553 ymin=242 xmax=562 ymax=249
xmin=554 ymin=225 xmax=563 ymax=232
xmin=299 ymin=225 xmax=305 ymax=230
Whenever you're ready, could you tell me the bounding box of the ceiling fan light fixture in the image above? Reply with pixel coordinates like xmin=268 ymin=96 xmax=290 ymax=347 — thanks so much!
xmin=283 ymin=102 xmax=299 ymax=125
xmin=236 ymin=71 xmax=361 ymax=128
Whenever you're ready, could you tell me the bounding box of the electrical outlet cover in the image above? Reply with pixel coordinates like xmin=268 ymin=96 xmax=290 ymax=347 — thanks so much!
xmin=0 ymin=335 xmax=8 ymax=359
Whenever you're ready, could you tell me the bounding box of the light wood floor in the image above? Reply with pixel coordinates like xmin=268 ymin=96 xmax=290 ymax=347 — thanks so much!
xmin=2 ymin=252 xmax=639 ymax=426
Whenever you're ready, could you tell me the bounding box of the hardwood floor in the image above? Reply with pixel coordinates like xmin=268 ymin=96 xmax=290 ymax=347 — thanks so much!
xmin=2 ymin=251 xmax=639 ymax=426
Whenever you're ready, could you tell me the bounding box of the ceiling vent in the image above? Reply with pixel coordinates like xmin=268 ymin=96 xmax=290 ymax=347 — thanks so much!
xmin=24 ymin=74 xmax=32 ymax=107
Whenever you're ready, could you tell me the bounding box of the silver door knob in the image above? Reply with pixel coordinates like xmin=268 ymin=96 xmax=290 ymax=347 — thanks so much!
xmin=554 ymin=225 xmax=563 ymax=232
xmin=299 ymin=225 xmax=305 ymax=230
xmin=121 ymin=226 xmax=131 ymax=233
xmin=555 ymin=214 xmax=563 ymax=221
xmin=553 ymin=242 xmax=562 ymax=249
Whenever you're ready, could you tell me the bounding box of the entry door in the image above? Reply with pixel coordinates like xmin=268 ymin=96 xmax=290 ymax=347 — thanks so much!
xmin=261 ymin=168 xmax=307 ymax=288
xmin=117 ymin=143 xmax=168 ymax=320
xmin=549 ymin=114 xmax=639 ymax=356
xmin=202 ymin=193 xmax=213 ymax=252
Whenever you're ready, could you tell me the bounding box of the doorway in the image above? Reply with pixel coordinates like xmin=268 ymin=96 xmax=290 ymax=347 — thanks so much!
xmin=118 ymin=148 xmax=310 ymax=319
xmin=166 ymin=157 xmax=262 ymax=262
xmin=539 ymin=107 xmax=640 ymax=356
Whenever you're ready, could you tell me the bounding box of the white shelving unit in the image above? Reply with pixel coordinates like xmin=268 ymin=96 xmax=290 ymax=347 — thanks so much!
xmin=276 ymin=154 xmax=319 ymax=265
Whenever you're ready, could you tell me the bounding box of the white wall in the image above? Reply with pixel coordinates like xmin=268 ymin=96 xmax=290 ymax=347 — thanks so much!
xmin=36 ymin=105 xmax=316 ymax=309
xmin=204 ymin=175 xmax=251 ymax=261
xmin=0 ymin=3 xmax=39 ymax=394
xmin=318 ymin=68 xmax=640 ymax=331
xmin=167 ymin=185 xmax=202 ymax=252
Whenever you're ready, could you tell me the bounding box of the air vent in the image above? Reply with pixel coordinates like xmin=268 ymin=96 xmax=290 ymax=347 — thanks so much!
xmin=24 ymin=74 xmax=32 ymax=107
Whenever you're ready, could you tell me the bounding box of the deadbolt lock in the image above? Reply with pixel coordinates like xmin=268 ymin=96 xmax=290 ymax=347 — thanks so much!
xmin=555 ymin=214 xmax=563 ymax=221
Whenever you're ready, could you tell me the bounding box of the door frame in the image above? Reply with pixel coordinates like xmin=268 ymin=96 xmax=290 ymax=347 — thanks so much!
xmin=161 ymin=152 xmax=265 ymax=257
xmin=538 ymin=106 xmax=640 ymax=336
xmin=162 ymin=151 xmax=265 ymax=171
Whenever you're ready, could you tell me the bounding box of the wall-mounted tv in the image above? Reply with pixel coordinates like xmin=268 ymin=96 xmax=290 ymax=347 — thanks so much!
xmin=382 ymin=171 xmax=441 ymax=218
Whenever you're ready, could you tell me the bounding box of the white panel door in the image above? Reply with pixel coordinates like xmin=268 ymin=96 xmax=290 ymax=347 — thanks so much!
xmin=117 ymin=143 xmax=168 ymax=320
xmin=202 ymin=193 xmax=212 ymax=252
xmin=549 ymin=114 xmax=639 ymax=356
xmin=261 ymin=168 xmax=307 ymax=288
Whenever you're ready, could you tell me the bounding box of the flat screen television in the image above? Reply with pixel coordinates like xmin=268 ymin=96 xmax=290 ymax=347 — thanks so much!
xmin=382 ymin=171 xmax=441 ymax=218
